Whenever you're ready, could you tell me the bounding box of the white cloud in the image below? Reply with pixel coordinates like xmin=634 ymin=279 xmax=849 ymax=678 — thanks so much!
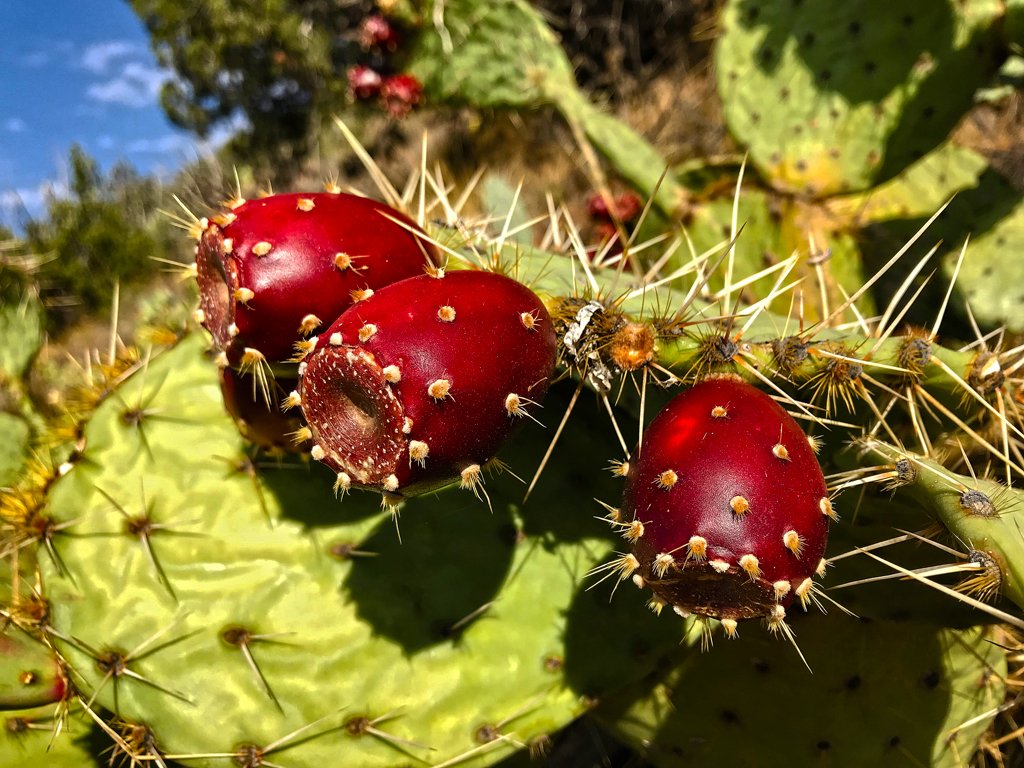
xmin=19 ymin=50 xmax=51 ymax=68
xmin=4 ymin=118 xmax=27 ymax=133
xmin=86 ymin=62 xmax=169 ymax=108
xmin=1 ymin=181 xmax=68 ymax=222
xmin=79 ymin=40 xmax=142 ymax=74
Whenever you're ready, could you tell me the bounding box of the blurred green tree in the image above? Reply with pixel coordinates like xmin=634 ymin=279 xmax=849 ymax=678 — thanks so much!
xmin=24 ymin=146 xmax=169 ymax=331
xmin=127 ymin=0 xmax=376 ymax=167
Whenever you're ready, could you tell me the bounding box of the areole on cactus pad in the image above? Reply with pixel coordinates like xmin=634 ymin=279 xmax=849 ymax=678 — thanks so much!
xmin=296 ymin=269 xmax=557 ymax=501
xmin=195 ymin=191 xmax=437 ymax=369
xmin=619 ymin=375 xmax=832 ymax=637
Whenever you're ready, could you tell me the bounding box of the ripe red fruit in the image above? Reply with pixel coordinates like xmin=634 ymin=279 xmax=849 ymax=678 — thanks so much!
xmin=359 ymin=14 xmax=401 ymax=52
xmin=619 ymin=376 xmax=832 ymax=637
xmin=296 ymin=270 xmax=557 ymax=501
xmin=348 ymin=65 xmax=384 ymax=101
xmin=379 ymin=74 xmax=423 ymax=118
xmin=195 ymin=192 xmax=436 ymax=367
xmin=586 ymin=191 xmax=643 ymax=223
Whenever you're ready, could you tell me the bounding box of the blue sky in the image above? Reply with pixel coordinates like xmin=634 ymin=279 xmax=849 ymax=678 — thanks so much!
xmin=0 ymin=0 xmax=226 ymax=228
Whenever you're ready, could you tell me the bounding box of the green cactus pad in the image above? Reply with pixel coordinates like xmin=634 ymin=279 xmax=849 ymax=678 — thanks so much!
xmin=828 ymin=143 xmax=989 ymax=224
xmin=0 ymin=414 xmax=30 ymax=488
xmin=716 ymin=0 xmax=1005 ymax=196
xmin=942 ymin=195 xmax=1024 ymax=332
xmin=408 ymin=0 xmax=575 ymax=109
xmin=0 ymin=296 xmax=43 ymax=381
xmin=36 ymin=334 xmax=683 ymax=767
xmin=850 ymin=149 xmax=1024 ymax=332
xmin=598 ymin=616 xmax=1005 ymax=767
xmin=0 ymin=704 xmax=106 ymax=767
xmin=406 ymin=0 xmax=685 ymax=216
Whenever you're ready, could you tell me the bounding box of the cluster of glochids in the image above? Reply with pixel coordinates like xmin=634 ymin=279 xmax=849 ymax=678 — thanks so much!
xmin=195 ymin=188 xmax=558 ymax=506
xmin=346 ymin=13 xmax=423 ymax=118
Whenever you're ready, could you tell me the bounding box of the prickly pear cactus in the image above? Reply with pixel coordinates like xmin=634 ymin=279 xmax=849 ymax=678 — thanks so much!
xmin=919 ymin=185 xmax=1024 ymax=332
xmin=406 ymin=0 xmax=686 ymax=216
xmin=0 ymin=295 xmax=43 ymax=382
xmin=408 ymin=0 xmax=574 ymax=109
xmin=26 ymin=332 xmax=683 ymax=767
xmin=828 ymin=143 xmax=989 ymax=223
xmin=716 ymin=0 xmax=1006 ymax=196
xmin=833 ymin=143 xmax=1024 ymax=332
xmin=0 ymin=414 xmax=30 ymax=489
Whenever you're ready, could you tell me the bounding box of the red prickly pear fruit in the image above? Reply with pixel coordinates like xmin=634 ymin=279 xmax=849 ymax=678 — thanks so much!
xmin=621 ymin=376 xmax=831 ymax=630
xmin=379 ymin=74 xmax=423 ymax=118
xmin=195 ymin=191 xmax=436 ymax=366
xmin=218 ymin=367 xmax=309 ymax=452
xmin=348 ymin=65 xmax=384 ymax=101
xmin=297 ymin=270 xmax=557 ymax=499
xmin=0 ymin=629 xmax=67 ymax=710
xmin=359 ymin=14 xmax=401 ymax=52
xmin=586 ymin=191 xmax=643 ymax=223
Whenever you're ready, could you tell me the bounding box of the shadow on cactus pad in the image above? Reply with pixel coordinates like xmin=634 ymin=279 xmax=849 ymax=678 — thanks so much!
xmin=258 ymin=457 xmax=383 ymax=526
xmin=343 ymin=497 xmax=517 ymax=653
xmin=561 ymin=548 xmax=684 ymax=699
xmin=597 ymin=614 xmax=1004 ymax=768
xmin=511 ymin=381 xmax=632 ymax=545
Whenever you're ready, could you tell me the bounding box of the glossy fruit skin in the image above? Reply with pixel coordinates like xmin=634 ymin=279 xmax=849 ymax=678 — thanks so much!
xmin=196 ymin=192 xmax=436 ymax=365
xmin=623 ymin=376 xmax=830 ymax=621
xmin=298 ymin=269 xmax=557 ymax=498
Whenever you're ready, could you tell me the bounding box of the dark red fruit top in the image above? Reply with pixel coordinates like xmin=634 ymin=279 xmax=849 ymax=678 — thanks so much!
xmin=298 ymin=269 xmax=557 ymax=497
xmin=623 ymin=376 xmax=830 ymax=621
xmin=196 ymin=192 xmax=436 ymax=365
